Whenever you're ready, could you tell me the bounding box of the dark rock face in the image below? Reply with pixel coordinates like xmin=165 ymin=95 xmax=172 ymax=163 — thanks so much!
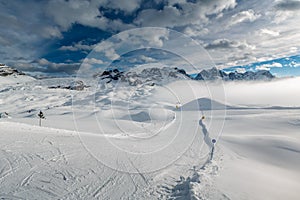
xmin=0 ymin=65 xmax=25 ymax=76
xmin=48 ymin=80 xmax=89 ymax=91
xmin=94 ymin=69 xmax=125 ymax=83
xmin=194 ymin=67 xmax=224 ymax=80
xmin=70 ymin=80 xmax=88 ymax=91
xmin=93 ymin=66 xmax=275 ymax=86
xmin=175 ymin=68 xmax=190 ymax=78
xmin=94 ymin=67 xmax=191 ymax=86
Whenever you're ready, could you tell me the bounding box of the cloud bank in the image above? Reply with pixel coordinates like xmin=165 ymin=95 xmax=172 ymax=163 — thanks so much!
xmin=0 ymin=0 xmax=299 ymax=74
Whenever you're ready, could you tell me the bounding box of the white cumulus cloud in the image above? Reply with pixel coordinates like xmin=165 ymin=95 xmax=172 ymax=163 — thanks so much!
xmin=228 ymin=9 xmax=261 ymax=27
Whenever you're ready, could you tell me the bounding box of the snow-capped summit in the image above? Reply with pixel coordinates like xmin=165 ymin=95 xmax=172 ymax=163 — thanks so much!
xmin=0 ymin=64 xmax=25 ymax=76
xmin=0 ymin=64 xmax=35 ymax=84
xmin=226 ymin=70 xmax=275 ymax=80
xmin=95 ymin=67 xmax=190 ymax=86
xmin=195 ymin=67 xmax=275 ymax=81
xmin=94 ymin=66 xmax=276 ymax=87
xmin=194 ymin=67 xmax=225 ymax=80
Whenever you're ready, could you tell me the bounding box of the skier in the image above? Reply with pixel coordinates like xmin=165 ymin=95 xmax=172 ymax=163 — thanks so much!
xmin=210 ymin=139 xmax=216 ymax=160
xmin=175 ymin=101 xmax=181 ymax=109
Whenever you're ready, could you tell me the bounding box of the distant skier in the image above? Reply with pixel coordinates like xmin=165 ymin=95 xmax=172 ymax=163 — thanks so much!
xmin=210 ymin=139 xmax=216 ymax=160
xmin=175 ymin=102 xmax=181 ymax=110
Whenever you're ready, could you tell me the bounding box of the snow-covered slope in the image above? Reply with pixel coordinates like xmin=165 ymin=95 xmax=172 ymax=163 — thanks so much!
xmin=0 ymin=68 xmax=299 ymax=199
xmin=0 ymin=65 xmax=35 ymax=84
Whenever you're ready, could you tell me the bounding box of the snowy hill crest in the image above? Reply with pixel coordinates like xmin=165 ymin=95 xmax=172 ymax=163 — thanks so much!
xmin=0 ymin=64 xmax=26 ymax=76
xmin=0 ymin=64 xmax=35 ymax=84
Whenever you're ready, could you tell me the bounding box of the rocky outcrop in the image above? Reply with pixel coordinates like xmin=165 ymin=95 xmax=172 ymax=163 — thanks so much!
xmin=0 ymin=65 xmax=25 ymax=76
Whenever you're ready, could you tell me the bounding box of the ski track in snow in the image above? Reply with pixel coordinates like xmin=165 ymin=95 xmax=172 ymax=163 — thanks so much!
xmin=3 ymin=77 xmax=299 ymax=199
xmin=0 ymin=79 xmax=223 ymax=199
xmin=0 ymin=118 xmax=218 ymax=199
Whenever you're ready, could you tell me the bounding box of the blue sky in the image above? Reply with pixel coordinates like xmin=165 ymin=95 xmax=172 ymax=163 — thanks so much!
xmin=224 ymin=54 xmax=300 ymax=77
xmin=0 ymin=0 xmax=300 ymax=76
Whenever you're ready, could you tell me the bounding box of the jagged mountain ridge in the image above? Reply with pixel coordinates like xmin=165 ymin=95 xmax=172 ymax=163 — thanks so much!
xmin=1 ymin=64 xmax=275 ymax=88
xmin=96 ymin=66 xmax=275 ymax=85
xmin=194 ymin=67 xmax=275 ymax=81
xmin=94 ymin=67 xmax=190 ymax=86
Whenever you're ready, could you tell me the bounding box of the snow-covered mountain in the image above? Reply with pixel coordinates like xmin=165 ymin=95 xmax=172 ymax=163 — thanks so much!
xmin=0 ymin=64 xmax=35 ymax=84
xmin=0 ymin=63 xmax=276 ymax=88
xmin=94 ymin=67 xmax=190 ymax=86
xmin=195 ymin=67 xmax=275 ymax=81
xmin=0 ymin=64 xmax=26 ymax=76
xmin=95 ymin=66 xmax=276 ymax=86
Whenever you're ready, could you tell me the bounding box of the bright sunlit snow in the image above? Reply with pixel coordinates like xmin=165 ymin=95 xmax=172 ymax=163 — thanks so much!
xmin=1 ymin=69 xmax=299 ymax=199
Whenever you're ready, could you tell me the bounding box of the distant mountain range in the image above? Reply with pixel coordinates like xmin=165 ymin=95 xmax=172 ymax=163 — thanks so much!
xmin=194 ymin=67 xmax=275 ymax=81
xmin=94 ymin=67 xmax=190 ymax=86
xmin=1 ymin=64 xmax=275 ymax=87
xmin=96 ymin=66 xmax=275 ymax=85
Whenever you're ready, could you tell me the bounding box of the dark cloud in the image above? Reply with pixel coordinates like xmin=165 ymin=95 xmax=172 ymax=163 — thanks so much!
xmin=8 ymin=59 xmax=80 ymax=75
xmin=45 ymin=0 xmax=136 ymax=31
xmin=59 ymin=41 xmax=96 ymax=52
xmin=275 ymin=0 xmax=300 ymax=11
xmin=228 ymin=53 xmax=255 ymax=61
xmin=34 ymin=58 xmax=81 ymax=74
xmin=135 ymin=0 xmax=237 ymax=27
xmin=205 ymin=39 xmax=254 ymax=50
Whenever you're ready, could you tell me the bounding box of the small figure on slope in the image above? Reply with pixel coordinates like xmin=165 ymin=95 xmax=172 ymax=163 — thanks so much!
xmin=210 ymin=139 xmax=216 ymax=160
xmin=175 ymin=101 xmax=181 ymax=110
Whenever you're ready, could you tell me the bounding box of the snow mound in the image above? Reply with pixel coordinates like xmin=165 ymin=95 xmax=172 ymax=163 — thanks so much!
xmin=124 ymin=111 xmax=152 ymax=122
xmin=122 ymin=108 xmax=175 ymax=123
xmin=181 ymin=98 xmax=231 ymax=111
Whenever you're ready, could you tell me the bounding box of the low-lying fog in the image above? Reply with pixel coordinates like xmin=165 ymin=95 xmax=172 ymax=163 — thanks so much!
xmin=223 ymin=77 xmax=300 ymax=107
